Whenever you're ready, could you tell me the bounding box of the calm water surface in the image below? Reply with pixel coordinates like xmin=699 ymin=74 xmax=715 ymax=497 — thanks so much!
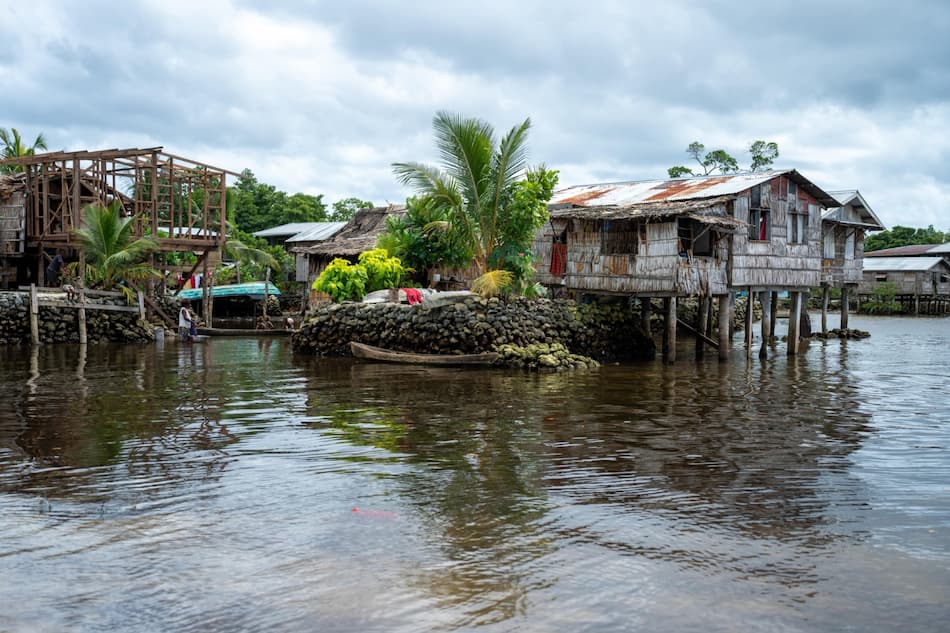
xmin=1 ymin=314 xmax=948 ymax=632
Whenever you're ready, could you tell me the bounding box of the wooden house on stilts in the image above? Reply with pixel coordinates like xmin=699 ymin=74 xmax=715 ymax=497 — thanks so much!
xmin=533 ymin=170 xmax=839 ymax=362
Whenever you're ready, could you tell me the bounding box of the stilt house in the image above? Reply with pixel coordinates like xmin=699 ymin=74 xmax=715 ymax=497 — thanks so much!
xmin=533 ymin=170 xmax=838 ymax=360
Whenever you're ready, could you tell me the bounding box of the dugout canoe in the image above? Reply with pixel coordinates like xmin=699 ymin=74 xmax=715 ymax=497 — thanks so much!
xmin=349 ymin=341 xmax=499 ymax=366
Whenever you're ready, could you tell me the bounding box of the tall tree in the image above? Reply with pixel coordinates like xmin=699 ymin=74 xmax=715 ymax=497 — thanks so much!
xmin=330 ymin=197 xmax=373 ymax=222
xmin=864 ymin=225 xmax=949 ymax=252
xmin=0 ymin=128 xmax=48 ymax=174
xmin=393 ymin=111 xmax=557 ymax=291
xmin=229 ymin=169 xmax=327 ymax=233
xmin=668 ymin=140 xmax=779 ymax=178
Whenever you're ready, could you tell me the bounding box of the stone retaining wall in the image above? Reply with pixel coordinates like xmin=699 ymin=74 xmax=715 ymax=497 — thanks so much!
xmin=291 ymin=296 xmax=655 ymax=362
xmin=0 ymin=291 xmax=155 ymax=345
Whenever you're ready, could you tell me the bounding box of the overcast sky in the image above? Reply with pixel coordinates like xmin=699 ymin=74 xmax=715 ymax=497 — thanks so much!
xmin=2 ymin=0 xmax=949 ymax=229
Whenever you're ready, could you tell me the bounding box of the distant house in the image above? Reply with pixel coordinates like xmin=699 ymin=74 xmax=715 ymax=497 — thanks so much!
xmin=252 ymin=222 xmax=345 ymax=248
xmin=293 ymin=205 xmax=405 ymax=307
xmin=532 ymin=170 xmax=838 ymax=359
xmin=252 ymin=221 xmax=347 ymax=282
xmin=860 ymin=256 xmax=950 ymax=314
xmin=820 ymin=190 xmax=884 ymax=287
xmin=865 ymin=243 xmax=950 ymax=259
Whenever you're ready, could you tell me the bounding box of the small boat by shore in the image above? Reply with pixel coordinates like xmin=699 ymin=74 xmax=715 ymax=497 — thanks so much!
xmin=350 ymin=341 xmax=499 ymax=366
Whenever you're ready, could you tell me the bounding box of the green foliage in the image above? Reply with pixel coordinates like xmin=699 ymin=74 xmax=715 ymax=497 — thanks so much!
xmin=358 ymin=248 xmax=409 ymax=291
xmin=668 ymin=139 xmax=778 ymax=177
xmin=863 ymin=281 xmax=903 ymax=314
xmin=378 ymin=196 xmax=472 ymax=281
xmin=312 ymin=258 xmax=367 ymax=302
xmin=330 ymin=197 xmax=373 ymax=222
xmin=311 ymin=249 xmax=407 ymax=302
xmin=471 ymin=269 xmax=513 ymax=298
xmin=71 ymin=201 xmax=160 ymax=298
xmin=0 ymin=128 xmax=48 ymax=174
xmin=392 ymin=111 xmax=557 ymax=292
xmin=749 ymin=140 xmax=779 ymax=172
xmin=864 ymin=225 xmax=949 ymax=252
xmin=229 ymin=169 xmax=327 ymax=233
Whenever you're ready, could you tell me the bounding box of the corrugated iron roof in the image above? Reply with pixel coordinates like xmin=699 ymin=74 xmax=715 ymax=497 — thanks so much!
xmin=285 ymin=222 xmax=348 ymax=243
xmin=865 ymin=244 xmax=942 ymax=257
xmin=253 ymin=222 xmax=327 ymax=238
xmin=549 ymin=170 xmax=838 ymax=209
xmin=861 ymin=256 xmax=948 ymax=272
xmin=926 ymin=242 xmax=950 ymax=254
xmin=821 ymin=189 xmax=885 ymax=230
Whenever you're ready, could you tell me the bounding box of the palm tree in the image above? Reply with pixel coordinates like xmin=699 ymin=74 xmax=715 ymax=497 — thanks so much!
xmin=72 ymin=201 xmax=159 ymax=298
xmin=0 ymin=128 xmax=48 ymax=174
xmin=392 ymin=111 xmax=531 ymax=276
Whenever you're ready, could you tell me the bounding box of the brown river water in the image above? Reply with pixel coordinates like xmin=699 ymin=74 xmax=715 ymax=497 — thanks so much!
xmin=1 ymin=314 xmax=948 ymax=632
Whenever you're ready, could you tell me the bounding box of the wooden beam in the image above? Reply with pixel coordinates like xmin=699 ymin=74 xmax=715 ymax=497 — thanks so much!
xmin=787 ymin=291 xmax=801 ymax=356
xmin=744 ymin=287 xmax=753 ymax=357
xmin=664 ymin=296 xmax=677 ymax=364
xmin=759 ymin=290 xmax=771 ymax=359
xmin=695 ymin=294 xmax=709 ymax=359
xmin=30 ymin=284 xmax=39 ymax=345
xmin=718 ymin=294 xmax=731 ymax=362
xmin=821 ymin=286 xmax=829 ymax=336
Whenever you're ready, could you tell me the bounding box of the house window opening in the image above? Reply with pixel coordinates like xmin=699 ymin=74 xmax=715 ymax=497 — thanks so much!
xmin=678 ymin=218 xmax=714 ymax=257
xmin=749 ymin=186 xmax=770 ymax=241
xmin=875 ymin=273 xmax=888 ymax=282
xmin=600 ymin=219 xmax=639 ymax=255
xmin=786 ymin=181 xmax=806 ymax=244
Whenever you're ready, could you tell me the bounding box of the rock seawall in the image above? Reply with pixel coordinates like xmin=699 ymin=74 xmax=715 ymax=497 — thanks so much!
xmin=291 ymin=296 xmax=655 ymax=362
xmin=0 ymin=292 xmax=155 ymax=345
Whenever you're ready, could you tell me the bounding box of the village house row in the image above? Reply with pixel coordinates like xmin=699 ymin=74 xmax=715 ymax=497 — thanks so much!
xmin=8 ymin=147 xmax=950 ymax=361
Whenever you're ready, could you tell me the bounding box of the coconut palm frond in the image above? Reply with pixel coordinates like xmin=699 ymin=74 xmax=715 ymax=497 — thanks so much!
xmin=226 ymin=239 xmax=278 ymax=269
xmin=471 ymin=269 xmax=513 ymax=298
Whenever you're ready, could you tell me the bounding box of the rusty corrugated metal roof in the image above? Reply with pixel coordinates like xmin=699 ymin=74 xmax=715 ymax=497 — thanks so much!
xmin=550 ymin=170 xmax=838 ymax=209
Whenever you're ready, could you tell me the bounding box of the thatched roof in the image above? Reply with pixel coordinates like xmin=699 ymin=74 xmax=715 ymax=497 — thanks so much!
xmin=296 ymin=205 xmax=406 ymax=257
xmin=0 ymin=172 xmax=27 ymax=199
xmin=549 ymin=195 xmax=746 ymax=228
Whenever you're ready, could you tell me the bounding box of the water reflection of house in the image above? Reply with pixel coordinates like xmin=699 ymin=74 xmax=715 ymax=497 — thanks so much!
xmin=293 ymin=205 xmax=405 ymax=309
xmin=533 ymin=171 xmax=839 ymax=361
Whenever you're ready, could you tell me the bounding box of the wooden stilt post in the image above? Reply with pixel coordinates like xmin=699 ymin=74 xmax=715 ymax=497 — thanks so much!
xmin=640 ymin=297 xmax=652 ymax=337
xmin=718 ymin=293 xmax=731 ymax=362
xmin=841 ymin=286 xmax=850 ymax=329
xmin=821 ymin=286 xmax=829 ymax=336
xmin=744 ymin=287 xmax=754 ymax=357
xmin=769 ymin=291 xmax=778 ymax=343
xmin=29 ymin=284 xmax=39 ymax=345
xmin=78 ymin=255 xmax=87 ymax=345
xmin=138 ymin=291 xmax=146 ymax=321
xmin=665 ymin=296 xmax=677 ymax=364
xmin=914 ymin=293 xmax=920 ymax=316
xmin=787 ymin=291 xmax=801 ymax=356
xmin=759 ymin=290 xmax=771 ymax=359
xmin=661 ymin=297 xmax=670 ymax=360
xmin=696 ymin=293 xmax=708 ymax=359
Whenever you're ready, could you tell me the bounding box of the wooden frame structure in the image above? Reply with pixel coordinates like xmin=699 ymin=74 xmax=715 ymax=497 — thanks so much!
xmin=0 ymin=147 xmax=237 ymax=257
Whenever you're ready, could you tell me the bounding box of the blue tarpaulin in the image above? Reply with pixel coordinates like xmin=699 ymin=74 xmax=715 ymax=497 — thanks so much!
xmin=177 ymin=282 xmax=281 ymax=301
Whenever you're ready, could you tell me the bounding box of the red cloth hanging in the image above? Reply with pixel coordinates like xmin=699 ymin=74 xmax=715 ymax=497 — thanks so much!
xmin=550 ymin=243 xmax=568 ymax=276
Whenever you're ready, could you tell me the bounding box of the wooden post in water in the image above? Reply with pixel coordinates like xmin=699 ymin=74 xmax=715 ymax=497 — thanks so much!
xmin=841 ymin=286 xmax=850 ymax=329
xmin=29 ymin=284 xmax=39 ymax=345
xmin=696 ymin=293 xmax=708 ymax=359
xmin=640 ymin=297 xmax=652 ymax=338
xmin=718 ymin=293 xmax=731 ymax=362
xmin=769 ymin=291 xmax=778 ymax=343
xmin=787 ymin=291 xmax=801 ymax=356
xmin=744 ymin=287 xmax=753 ymax=357
xmin=759 ymin=290 xmax=771 ymax=359
xmin=663 ymin=296 xmax=677 ymax=364
xmin=137 ymin=291 xmax=145 ymax=321
xmin=821 ymin=286 xmax=829 ymax=335
xmin=78 ymin=255 xmax=87 ymax=345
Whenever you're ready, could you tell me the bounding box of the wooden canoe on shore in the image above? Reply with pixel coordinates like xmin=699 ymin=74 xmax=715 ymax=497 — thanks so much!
xmin=350 ymin=341 xmax=499 ymax=366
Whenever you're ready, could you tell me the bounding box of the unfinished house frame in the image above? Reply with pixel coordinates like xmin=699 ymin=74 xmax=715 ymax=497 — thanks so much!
xmin=0 ymin=147 xmax=238 ymax=317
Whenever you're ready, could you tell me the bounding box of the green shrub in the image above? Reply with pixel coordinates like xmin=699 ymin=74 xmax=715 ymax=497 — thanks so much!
xmin=312 ymin=258 xmax=368 ymax=302
xmin=358 ymin=248 xmax=410 ymax=292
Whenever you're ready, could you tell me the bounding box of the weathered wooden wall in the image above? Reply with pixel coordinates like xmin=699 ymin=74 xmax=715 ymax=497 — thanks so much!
xmin=859 ymin=266 xmax=950 ymax=296
xmin=0 ymin=191 xmax=26 ymax=256
xmin=730 ymin=176 xmax=822 ymax=289
xmin=821 ymin=224 xmax=865 ymax=287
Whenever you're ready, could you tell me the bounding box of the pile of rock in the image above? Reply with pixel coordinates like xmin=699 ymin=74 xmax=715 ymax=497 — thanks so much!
xmin=0 ymin=291 xmax=155 ymax=345
xmin=291 ymin=295 xmax=655 ymax=364
xmin=495 ymin=342 xmax=599 ymax=371
xmin=813 ymin=328 xmax=871 ymax=340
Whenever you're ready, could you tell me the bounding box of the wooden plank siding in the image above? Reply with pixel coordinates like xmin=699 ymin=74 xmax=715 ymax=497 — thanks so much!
xmin=537 ymin=174 xmax=828 ymax=297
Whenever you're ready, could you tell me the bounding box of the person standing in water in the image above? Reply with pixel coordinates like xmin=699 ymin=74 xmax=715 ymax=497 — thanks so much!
xmin=178 ymin=300 xmax=195 ymax=342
